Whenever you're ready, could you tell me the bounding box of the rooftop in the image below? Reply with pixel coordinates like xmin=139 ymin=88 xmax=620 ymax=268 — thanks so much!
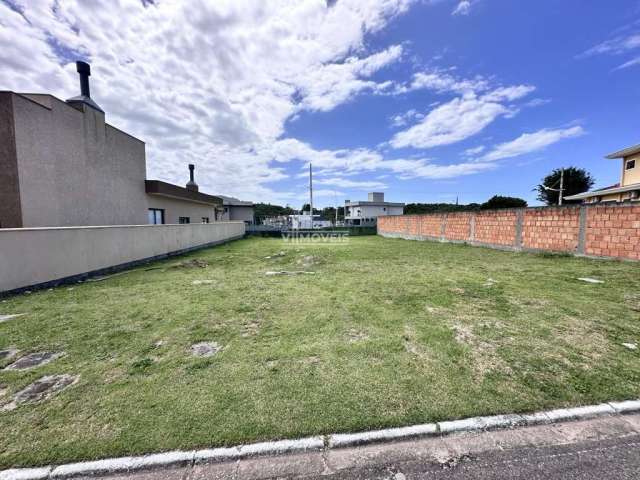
xmin=217 ymin=195 xmax=254 ymax=207
xmin=145 ymin=180 xmax=222 ymax=206
xmin=605 ymin=143 xmax=640 ymax=159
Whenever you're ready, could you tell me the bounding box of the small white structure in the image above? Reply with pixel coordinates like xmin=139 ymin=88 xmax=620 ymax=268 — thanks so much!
xmin=289 ymin=214 xmax=332 ymax=229
xmin=345 ymin=192 xmax=404 ymax=226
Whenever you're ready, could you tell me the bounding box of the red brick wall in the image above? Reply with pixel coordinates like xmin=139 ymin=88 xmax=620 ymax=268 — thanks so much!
xmin=585 ymin=205 xmax=640 ymax=260
xmin=378 ymin=205 xmax=639 ymax=261
xmin=444 ymin=213 xmax=471 ymax=241
xmin=474 ymin=211 xmax=518 ymax=246
xmin=420 ymin=214 xmax=444 ymax=237
xmin=522 ymin=207 xmax=580 ymax=252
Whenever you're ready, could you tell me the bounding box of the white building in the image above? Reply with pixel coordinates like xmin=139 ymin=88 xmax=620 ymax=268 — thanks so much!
xmin=289 ymin=214 xmax=332 ymax=229
xmin=345 ymin=192 xmax=404 ymax=226
xmin=217 ymin=195 xmax=255 ymax=225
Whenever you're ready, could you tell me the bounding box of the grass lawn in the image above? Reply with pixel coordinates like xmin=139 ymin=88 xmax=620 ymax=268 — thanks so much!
xmin=1 ymin=236 xmax=640 ymax=468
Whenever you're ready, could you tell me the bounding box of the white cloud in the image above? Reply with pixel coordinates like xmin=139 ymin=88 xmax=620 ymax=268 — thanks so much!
xmin=582 ymin=33 xmax=640 ymax=56
xmin=452 ymin=1 xmax=473 ymax=16
xmin=0 ymin=0 xmax=417 ymax=203
xmin=479 ymin=126 xmax=585 ymax=162
xmin=393 ymin=69 xmax=490 ymax=95
xmin=389 ymin=108 xmax=424 ymax=127
xmin=463 ymin=145 xmax=486 ymax=157
xmin=580 ymin=29 xmax=640 ymax=70
xmin=388 ymin=73 xmax=535 ymax=150
xmin=616 ymin=56 xmax=640 ymax=70
xmin=315 ymin=177 xmax=388 ymax=189
xmin=389 ymin=93 xmax=510 ymax=149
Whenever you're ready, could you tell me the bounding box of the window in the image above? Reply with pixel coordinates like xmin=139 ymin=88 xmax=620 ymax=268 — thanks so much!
xmin=148 ymin=208 xmax=164 ymax=225
xmin=178 ymin=217 xmax=190 ymax=224
xmin=201 ymin=217 xmax=210 ymax=223
xmin=626 ymin=159 xmax=636 ymax=170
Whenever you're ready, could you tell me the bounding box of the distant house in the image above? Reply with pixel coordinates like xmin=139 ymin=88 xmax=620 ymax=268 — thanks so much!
xmin=289 ymin=214 xmax=332 ymax=229
xmin=344 ymin=192 xmax=404 ymax=226
xmin=217 ymin=195 xmax=255 ymax=225
xmin=0 ymin=61 xmax=223 ymax=228
xmin=565 ymin=143 xmax=640 ymax=204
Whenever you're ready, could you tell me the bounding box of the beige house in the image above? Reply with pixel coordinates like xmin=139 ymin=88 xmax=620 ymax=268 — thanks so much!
xmin=565 ymin=143 xmax=640 ymax=204
xmin=0 ymin=61 xmax=223 ymax=228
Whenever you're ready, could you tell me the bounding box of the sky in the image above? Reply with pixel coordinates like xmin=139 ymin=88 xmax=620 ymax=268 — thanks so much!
xmin=1 ymin=0 xmax=639 ymax=208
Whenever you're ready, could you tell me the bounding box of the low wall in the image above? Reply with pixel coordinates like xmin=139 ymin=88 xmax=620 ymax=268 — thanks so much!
xmin=0 ymin=222 xmax=245 ymax=294
xmin=378 ymin=204 xmax=640 ymax=261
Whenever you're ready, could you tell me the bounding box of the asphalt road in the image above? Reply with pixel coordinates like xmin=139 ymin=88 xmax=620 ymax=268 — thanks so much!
xmin=314 ymin=435 xmax=640 ymax=480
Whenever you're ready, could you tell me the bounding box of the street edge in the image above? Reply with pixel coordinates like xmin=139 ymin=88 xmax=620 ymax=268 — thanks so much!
xmin=2 ymin=399 xmax=640 ymax=480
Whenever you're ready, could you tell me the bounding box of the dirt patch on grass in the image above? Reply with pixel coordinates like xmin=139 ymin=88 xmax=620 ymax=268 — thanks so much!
xmin=190 ymin=341 xmax=222 ymax=357
xmin=346 ymin=329 xmax=369 ymax=343
xmin=451 ymin=322 xmax=511 ymax=381
xmin=624 ymin=293 xmax=640 ymax=312
xmin=241 ymin=320 xmax=261 ymax=338
xmin=402 ymin=326 xmax=431 ymax=363
xmin=297 ymin=255 xmax=321 ymax=269
xmin=552 ymin=317 xmax=610 ymax=368
xmin=173 ymin=258 xmax=209 ymax=269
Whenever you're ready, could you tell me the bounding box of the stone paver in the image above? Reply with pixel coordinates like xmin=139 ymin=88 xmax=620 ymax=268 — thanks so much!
xmin=3 ymin=352 xmax=64 ymax=371
xmin=190 ymin=342 xmax=221 ymax=358
xmin=0 ymin=314 xmax=24 ymax=324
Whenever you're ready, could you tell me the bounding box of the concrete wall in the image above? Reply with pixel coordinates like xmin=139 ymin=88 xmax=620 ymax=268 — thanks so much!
xmin=9 ymin=93 xmax=148 ymax=227
xmin=0 ymin=222 xmax=245 ymax=294
xmin=378 ymin=204 xmax=640 ymax=261
xmin=146 ymin=195 xmax=217 ymax=224
xmin=0 ymin=93 xmax=22 ymax=228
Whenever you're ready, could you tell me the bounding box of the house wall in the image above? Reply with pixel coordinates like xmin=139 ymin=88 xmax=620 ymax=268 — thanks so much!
xmin=0 ymin=93 xmax=22 ymax=228
xmin=10 ymin=93 xmax=149 ymax=227
xmin=622 ymin=153 xmax=640 ymax=186
xmin=378 ymin=204 xmax=640 ymax=261
xmin=0 ymin=222 xmax=245 ymax=294
xmin=223 ymin=205 xmax=254 ymax=223
xmin=146 ymin=195 xmax=217 ymax=224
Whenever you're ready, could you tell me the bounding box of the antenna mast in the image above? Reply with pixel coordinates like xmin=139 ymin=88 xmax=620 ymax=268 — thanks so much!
xmin=309 ymin=163 xmax=314 ymax=229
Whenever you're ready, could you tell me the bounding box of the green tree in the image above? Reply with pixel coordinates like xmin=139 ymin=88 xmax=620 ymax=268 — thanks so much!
xmin=480 ymin=195 xmax=527 ymax=210
xmin=536 ymin=167 xmax=595 ymax=205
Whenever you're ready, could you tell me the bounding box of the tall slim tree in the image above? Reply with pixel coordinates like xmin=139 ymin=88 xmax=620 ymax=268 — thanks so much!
xmin=536 ymin=167 xmax=595 ymax=205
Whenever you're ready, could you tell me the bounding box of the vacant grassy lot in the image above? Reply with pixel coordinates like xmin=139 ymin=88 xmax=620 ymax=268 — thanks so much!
xmin=1 ymin=236 xmax=639 ymax=468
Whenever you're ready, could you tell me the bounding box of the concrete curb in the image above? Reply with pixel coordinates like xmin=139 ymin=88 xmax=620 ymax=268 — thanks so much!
xmin=2 ymin=399 xmax=639 ymax=480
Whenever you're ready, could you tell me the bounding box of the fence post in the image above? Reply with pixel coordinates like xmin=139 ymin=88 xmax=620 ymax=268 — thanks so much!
xmin=441 ymin=214 xmax=447 ymax=242
xmin=577 ymin=205 xmax=587 ymax=254
xmin=515 ymin=209 xmax=524 ymax=250
xmin=469 ymin=213 xmax=476 ymax=243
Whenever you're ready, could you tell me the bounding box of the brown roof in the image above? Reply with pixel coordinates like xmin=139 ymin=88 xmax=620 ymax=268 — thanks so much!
xmin=145 ymin=180 xmax=222 ymax=206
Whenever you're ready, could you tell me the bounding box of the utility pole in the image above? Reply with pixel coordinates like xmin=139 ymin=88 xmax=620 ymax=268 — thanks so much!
xmin=558 ymin=168 xmax=565 ymax=206
xmin=309 ymin=163 xmax=314 ymax=229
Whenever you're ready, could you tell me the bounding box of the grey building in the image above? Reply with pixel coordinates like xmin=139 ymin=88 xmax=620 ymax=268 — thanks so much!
xmin=344 ymin=192 xmax=404 ymax=226
xmin=0 ymin=62 xmax=223 ymax=228
xmin=217 ymin=195 xmax=255 ymax=224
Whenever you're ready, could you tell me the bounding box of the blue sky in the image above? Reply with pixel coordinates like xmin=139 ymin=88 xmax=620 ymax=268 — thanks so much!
xmin=281 ymin=0 xmax=640 ymax=206
xmin=1 ymin=0 xmax=639 ymax=207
